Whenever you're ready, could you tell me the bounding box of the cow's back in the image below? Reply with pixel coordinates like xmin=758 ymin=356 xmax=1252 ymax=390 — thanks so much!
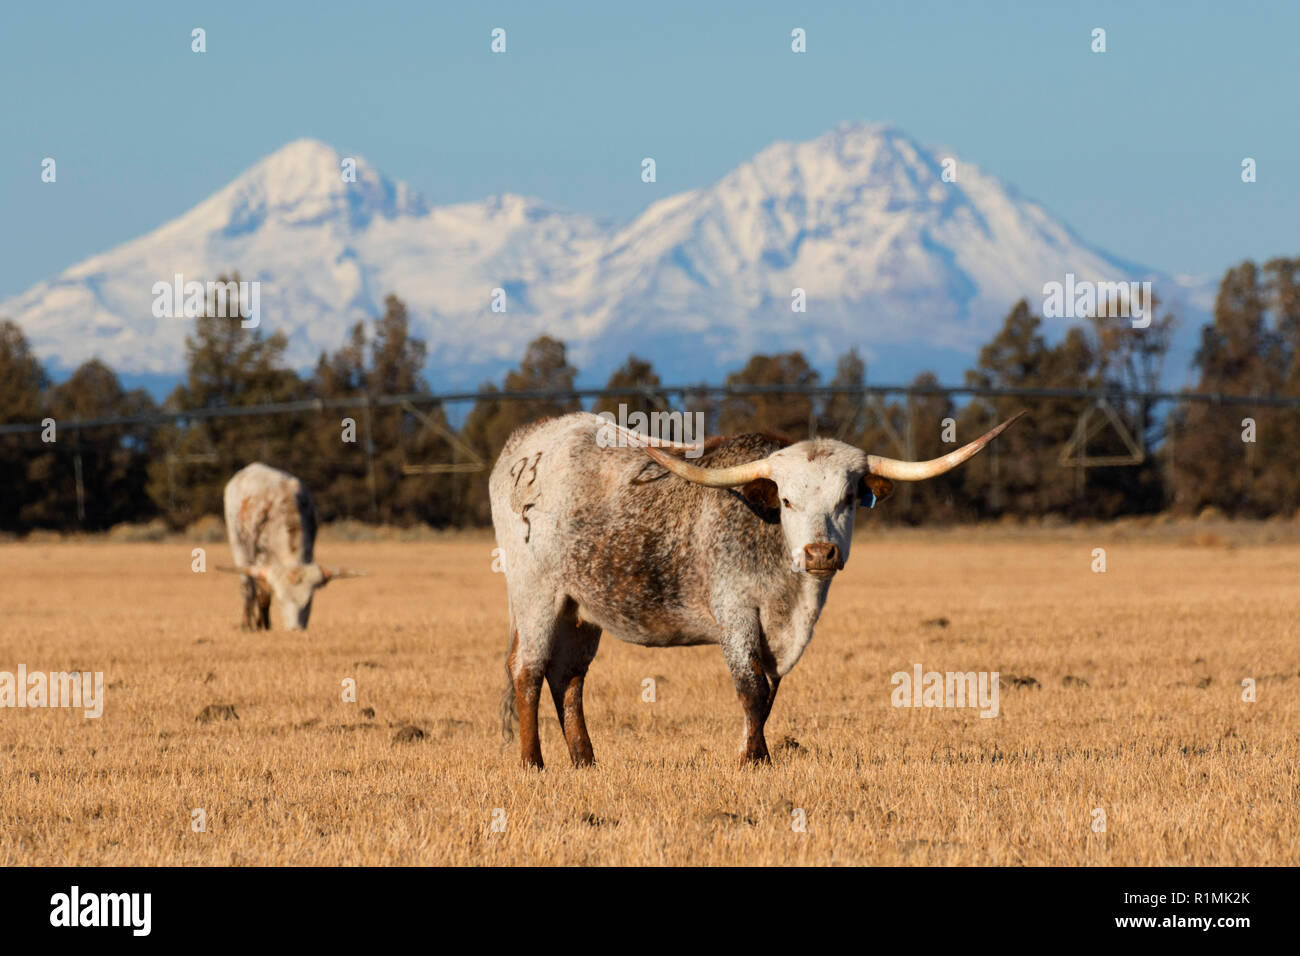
xmin=224 ymin=463 xmax=317 ymax=567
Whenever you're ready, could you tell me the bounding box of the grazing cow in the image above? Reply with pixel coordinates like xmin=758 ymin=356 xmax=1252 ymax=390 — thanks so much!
xmin=219 ymin=463 xmax=362 ymax=630
xmin=491 ymin=410 xmax=1022 ymax=768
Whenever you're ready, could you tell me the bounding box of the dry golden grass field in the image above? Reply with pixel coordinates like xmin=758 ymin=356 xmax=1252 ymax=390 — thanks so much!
xmin=2 ymin=519 xmax=1298 ymax=866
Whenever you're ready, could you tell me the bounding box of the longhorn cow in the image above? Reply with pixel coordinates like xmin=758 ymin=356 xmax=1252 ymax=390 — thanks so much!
xmin=219 ymin=463 xmax=362 ymax=630
xmin=490 ymin=410 xmax=1022 ymax=767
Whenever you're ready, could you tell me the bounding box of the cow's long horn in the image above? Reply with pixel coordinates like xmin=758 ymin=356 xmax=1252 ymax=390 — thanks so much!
xmin=644 ymin=446 xmax=771 ymax=487
xmin=594 ymin=415 xmax=704 ymax=454
xmin=322 ymin=567 xmax=367 ymax=581
xmin=867 ymin=411 xmax=1025 ymax=481
xmin=214 ymin=564 xmax=253 ymax=575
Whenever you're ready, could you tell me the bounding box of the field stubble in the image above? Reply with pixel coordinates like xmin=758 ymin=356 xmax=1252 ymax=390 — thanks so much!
xmin=1 ymin=521 xmax=1297 ymax=865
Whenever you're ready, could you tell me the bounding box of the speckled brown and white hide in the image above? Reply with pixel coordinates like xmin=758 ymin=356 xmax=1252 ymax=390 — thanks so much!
xmin=223 ymin=463 xmax=327 ymax=631
xmin=490 ymin=412 xmax=896 ymax=769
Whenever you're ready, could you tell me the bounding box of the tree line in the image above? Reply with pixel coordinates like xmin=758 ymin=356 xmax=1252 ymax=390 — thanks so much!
xmin=2 ymin=258 xmax=1299 ymax=533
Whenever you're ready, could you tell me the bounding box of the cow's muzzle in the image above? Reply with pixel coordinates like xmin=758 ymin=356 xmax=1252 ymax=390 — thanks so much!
xmin=802 ymin=542 xmax=842 ymax=577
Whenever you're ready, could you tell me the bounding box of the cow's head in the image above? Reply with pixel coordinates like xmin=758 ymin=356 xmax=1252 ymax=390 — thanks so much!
xmin=226 ymin=563 xmax=366 ymax=629
xmin=645 ymin=412 xmax=1023 ymax=580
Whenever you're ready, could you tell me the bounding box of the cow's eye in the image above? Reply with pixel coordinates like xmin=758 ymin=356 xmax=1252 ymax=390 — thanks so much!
xmin=782 ymin=498 xmax=792 ymax=509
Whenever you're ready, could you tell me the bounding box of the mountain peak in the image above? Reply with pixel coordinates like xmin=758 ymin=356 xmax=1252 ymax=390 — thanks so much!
xmin=198 ymin=139 xmax=429 ymax=234
xmin=710 ymin=118 xmax=946 ymax=214
xmin=267 ymin=137 xmax=341 ymax=162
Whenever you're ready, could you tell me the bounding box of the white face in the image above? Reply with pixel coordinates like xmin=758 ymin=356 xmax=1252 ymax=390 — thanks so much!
xmin=765 ymin=442 xmax=875 ymax=579
xmin=266 ymin=563 xmax=326 ymax=630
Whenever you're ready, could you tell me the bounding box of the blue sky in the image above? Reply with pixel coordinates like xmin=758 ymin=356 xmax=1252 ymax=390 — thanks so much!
xmin=2 ymin=0 xmax=1297 ymax=301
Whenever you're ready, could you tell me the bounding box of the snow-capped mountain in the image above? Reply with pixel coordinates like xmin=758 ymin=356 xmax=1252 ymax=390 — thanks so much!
xmin=2 ymin=123 xmax=1211 ymax=389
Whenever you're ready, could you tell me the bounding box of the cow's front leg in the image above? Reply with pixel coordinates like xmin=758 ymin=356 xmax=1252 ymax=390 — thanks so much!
xmin=720 ymin=613 xmax=777 ymax=767
xmin=240 ymin=576 xmax=258 ymax=630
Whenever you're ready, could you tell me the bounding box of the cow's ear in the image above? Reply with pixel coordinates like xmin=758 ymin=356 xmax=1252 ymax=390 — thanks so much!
xmin=859 ymin=474 xmax=894 ymax=508
xmin=740 ymin=478 xmax=781 ymax=512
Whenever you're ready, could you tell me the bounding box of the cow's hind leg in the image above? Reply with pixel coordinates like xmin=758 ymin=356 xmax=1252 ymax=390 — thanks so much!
xmin=507 ymin=606 xmax=558 ymax=770
xmin=546 ymin=608 xmax=601 ymax=767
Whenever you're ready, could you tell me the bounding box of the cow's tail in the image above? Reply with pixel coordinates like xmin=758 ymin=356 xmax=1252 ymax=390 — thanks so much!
xmin=500 ymin=603 xmax=517 ymax=743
